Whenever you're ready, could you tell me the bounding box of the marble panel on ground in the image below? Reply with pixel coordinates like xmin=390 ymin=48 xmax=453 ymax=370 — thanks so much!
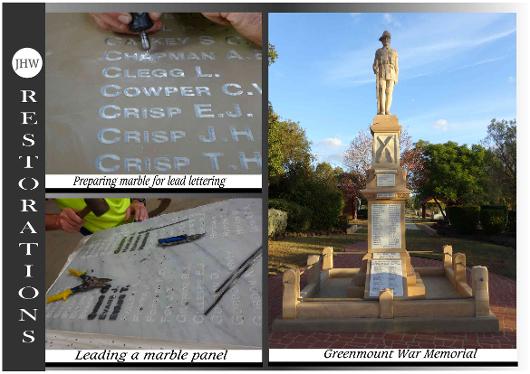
xmin=46 ymin=199 xmax=262 ymax=348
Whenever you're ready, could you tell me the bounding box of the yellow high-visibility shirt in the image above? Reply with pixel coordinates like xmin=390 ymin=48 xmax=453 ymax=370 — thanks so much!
xmin=55 ymin=198 xmax=130 ymax=233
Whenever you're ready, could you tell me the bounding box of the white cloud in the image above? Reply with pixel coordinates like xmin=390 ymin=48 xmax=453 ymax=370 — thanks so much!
xmin=314 ymin=151 xmax=347 ymax=167
xmin=314 ymin=137 xmax=347 ymax=167
xmin=434 ymin=119 xmax=449 ymax=131
xmin=318 ymin=137 xmax=343 ymax=148
xmin=383 ymin=13 xmax=400 ymax=27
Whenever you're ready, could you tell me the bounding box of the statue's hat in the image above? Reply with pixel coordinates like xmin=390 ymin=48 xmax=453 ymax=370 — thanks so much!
xmin=379 ymin=30 xmax=391 ymax=42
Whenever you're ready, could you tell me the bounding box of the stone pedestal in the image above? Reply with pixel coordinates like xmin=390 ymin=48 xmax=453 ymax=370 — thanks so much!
xmin=349 ymin=115 xmax=425 ymax=299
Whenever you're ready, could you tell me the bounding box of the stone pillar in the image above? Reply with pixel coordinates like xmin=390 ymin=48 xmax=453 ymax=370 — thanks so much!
xmin=379 ymin=288 xmax=394 ymax=319
xmin=322 ymin=247 xmax=333 ymax=271
xmin=282 ymin=269 xmax=300 ymax=319
xmin=472 ymin=266 xmax=490 ymax=317
xmin=453 ymin=252 xmax=467 ymax=284
xmin=443 ymin=245 xmax=453 ymax=270
xmin=358 ymin=115 xmax=424 ymax=299
xmin=306 ymin=255 xmax=321 ymax=293
xmin=362 ymin=116 xmax=410 ymax=255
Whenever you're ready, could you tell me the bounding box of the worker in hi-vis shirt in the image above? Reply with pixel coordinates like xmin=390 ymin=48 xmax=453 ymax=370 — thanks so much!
xmin=45 ymin=198 xmax=148 ymax=235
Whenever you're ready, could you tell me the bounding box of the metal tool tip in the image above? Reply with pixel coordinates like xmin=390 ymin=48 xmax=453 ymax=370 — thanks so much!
xmin=140 ymin=32 xmax=150 ymax=51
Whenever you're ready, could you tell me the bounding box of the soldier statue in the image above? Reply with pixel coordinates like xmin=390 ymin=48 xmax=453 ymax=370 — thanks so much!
xmin=373 ymin=30 xmax=399 ymax=115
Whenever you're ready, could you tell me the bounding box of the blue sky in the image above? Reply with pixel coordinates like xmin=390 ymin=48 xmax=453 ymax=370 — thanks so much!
xmin=269 ymin=13 xmax=516 ymax=167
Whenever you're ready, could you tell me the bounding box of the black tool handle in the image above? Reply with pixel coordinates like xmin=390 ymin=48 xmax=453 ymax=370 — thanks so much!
xmin=215 ymin=246 xmax=262 ymax=293
xmin=129 ymin=12 xmax=153 ymax=33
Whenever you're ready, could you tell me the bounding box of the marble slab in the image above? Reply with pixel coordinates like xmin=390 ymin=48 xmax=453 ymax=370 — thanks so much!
xmin=371 ymin=203 xmax=401 ymax=249
xmin=368 ymin=256 xmax=404 ymax=297
xmin=45 ymin=13 xmax=262 ymax=174
xmin=46 ymin=199 xmax=262 ymax=349
xmin=376 ymin=173 xmax=395 ymax=187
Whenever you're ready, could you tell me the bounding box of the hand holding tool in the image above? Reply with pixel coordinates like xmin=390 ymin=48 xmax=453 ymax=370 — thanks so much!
xmin=46 ymin=269 xmax=112 ymax=303
xmin=158 ymin=232 xmax=206 ymax=247
xmin=77 ymin=198 xmax=110 ymax=218
xmin=129 ymin=13 xmax=153 ymax=51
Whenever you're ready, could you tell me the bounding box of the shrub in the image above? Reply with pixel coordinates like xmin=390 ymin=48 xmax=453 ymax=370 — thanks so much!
xmin=446 ymin=206 xmax=479 ymax=234
xmin=480 ymin=205 xmax=507 ymax=234
xmin=268 ymin=209 xmax=288 ymax=238
xmin=507 ymin=210 xmax=516 ymax=233
xmin=269 ymin=198 xmax=311 ymax=232
xmin=301 ymin=188 xmax=344 ymax=231
xmin=337 ymin=215 xmax=350 ymax=232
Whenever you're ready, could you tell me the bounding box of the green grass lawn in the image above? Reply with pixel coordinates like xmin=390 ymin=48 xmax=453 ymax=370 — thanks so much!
xmin=268 ymin=228 xmax=366 ymax=275
xmin=268 ymin=225 xmax=516 ymax=279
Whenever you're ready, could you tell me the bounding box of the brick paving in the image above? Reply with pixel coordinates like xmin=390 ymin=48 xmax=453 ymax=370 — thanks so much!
xmin=268 ymin=242 xmax=516 ymax=348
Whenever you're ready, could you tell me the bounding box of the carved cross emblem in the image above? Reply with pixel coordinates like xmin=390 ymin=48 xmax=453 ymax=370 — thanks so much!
xmin=375 ymin=135 xmax=394 ymax=163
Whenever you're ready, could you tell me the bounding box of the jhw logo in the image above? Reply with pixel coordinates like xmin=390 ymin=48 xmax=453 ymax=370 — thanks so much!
xmin=12 ymin=48 xmax=42 ymax=78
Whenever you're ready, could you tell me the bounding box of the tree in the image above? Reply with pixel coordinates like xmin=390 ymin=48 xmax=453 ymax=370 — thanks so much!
xmin=482 ymin=119 xmax=516 ymax=208
xmin=344 ymin=128 xmax=372 ymax=175
xmin=268 ymin=43 xmax=278 ymax=65
xmin=401 ymin=143 xmax=427 ymax=193
xmin=315 ymin=162 xmax=343 ymax=185
xmin=268 ymin=104 xmax=313 ymax=181
xmin=271 ymin=163 xmax=344 ymax=231
xmin=416 ymin=141 xmax=489 ymax=218
xmin=337 ymin=171 xmax=366 ymax=219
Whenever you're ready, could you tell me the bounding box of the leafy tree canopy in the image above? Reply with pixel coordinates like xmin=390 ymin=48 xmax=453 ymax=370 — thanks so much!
xmin=268 ymin=104 xmax=313 ymax=180
xmin=417 ymin=141 xmax=489 ymax=206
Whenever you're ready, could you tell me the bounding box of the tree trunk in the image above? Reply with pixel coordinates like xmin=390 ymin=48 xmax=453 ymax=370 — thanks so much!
xmin=421 ymin=203 xmax=426 ymax=219
xmin=433 ymin=197 xmax=447 ymax=221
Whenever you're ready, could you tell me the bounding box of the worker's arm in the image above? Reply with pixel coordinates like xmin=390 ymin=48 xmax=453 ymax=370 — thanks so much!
xmin=46 ymin=208 xmax=84 ymax=232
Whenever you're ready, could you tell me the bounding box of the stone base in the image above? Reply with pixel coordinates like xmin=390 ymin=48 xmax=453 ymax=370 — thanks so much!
xmin=371 ymin=114 xmax=401 ymax=133
xmin=272 ymin=314 xmax=499 ymax=333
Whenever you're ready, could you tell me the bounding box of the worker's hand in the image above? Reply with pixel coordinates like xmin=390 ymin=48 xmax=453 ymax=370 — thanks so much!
xmin=202 ymin=12 xmax=262 ymax=46
xmin=89 ymin=13 xmax=162 ymax=34
xmin=125 ymin=200 xmax=149 ymax=222
xmin=56 ymin=208 xmax=84 ymax=233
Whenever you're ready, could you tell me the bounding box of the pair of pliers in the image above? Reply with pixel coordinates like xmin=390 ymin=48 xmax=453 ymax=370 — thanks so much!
xmin=158 ymin=232 xmax=206 ymax=247
xmin=46 ymin=268 xmax=112 ymax=304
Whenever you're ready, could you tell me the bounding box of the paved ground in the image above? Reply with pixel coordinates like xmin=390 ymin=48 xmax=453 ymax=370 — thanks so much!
xmin=268 ymin=242 xmax=516 ymax=349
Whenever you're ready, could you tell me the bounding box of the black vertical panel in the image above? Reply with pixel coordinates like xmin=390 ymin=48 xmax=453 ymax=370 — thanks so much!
xmin=2 ymin=3 xmax=45 ymax=371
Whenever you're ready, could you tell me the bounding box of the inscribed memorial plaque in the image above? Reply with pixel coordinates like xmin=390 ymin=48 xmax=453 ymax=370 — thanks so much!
xmin=376 ymin=173 xmax=395 ymax=187
xmin=371 ymin=203 xmax=401 ymax=249
xmin=372 ymin=252 xmax=401 ymax=260
xmin=368 ymin=257 xmax=404 ymax=297
xmin=45 ymin=13 xmax=262 ymax=174
xmin=46 ymin=199 xmax=262 ymax=348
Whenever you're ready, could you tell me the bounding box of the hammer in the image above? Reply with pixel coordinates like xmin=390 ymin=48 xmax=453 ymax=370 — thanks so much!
xmin=77 ymin=199 xmax=110 ymax=218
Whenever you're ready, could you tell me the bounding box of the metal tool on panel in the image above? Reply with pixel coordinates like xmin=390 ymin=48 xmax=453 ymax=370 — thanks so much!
xmin=158 ymin=232 xmax=206 ymax=246
xmin=204 ymin=246 xmax=262 ymax=315
xmin=129 ymin=13 xmax=153 ymax=51
xmin=46 ymin=269 xmax=112 ymax=303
